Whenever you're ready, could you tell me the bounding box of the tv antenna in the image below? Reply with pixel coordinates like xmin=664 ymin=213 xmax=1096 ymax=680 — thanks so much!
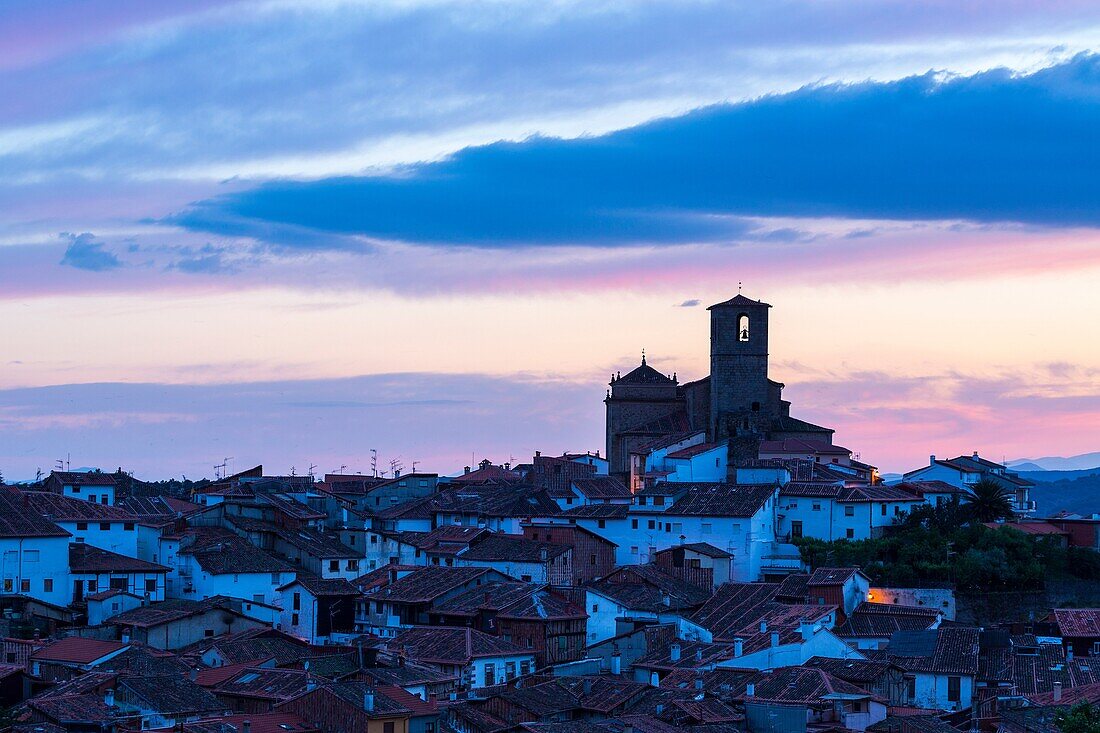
xmin=214 ymin=457 xmax=233 ymax=481
xmin=411 ymin=461 xmax=419 ymax=473
xmin=390 ymin=457 xmax=404 ymax=476
xmin=370 ymin=449 xmax=378 ymax=478
xmin=308 ymin=463 xmax=317 ymax=480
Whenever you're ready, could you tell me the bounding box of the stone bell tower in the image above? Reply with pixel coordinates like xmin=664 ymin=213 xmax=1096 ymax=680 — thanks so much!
xmin=708 ymin=294 xmax=771 ymax=442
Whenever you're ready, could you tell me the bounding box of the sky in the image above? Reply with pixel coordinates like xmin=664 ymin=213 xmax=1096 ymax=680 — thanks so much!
xmin=2 ymin=0 xmax=1099 ymax=479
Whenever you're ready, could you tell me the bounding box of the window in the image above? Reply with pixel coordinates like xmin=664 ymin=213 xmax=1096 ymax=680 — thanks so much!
xmin=846 ymin=528 xmax=855 ymax=539
xmin=100 ymin=522 xmax=111 ymax=531
xmin=881 ymin=504 xmax=887 ymax=516
xmin=505 ymin=661 xmax=516 ymax=679
xmin=328 ymin=560 xmax=339 ymax=572
xmin=20 ymin=579 xmax=30 ymax=592
xmin=124 ymin=522 xmax=135 ymax=531
xmin=647 ymin=520 xmax=655 ymax=530
xmin=375 ymin=601 xmax=384 ymax=614
xmin=2 ymin=579 xmax=11 ymax=593
xmin=521 ymin=575 xmax=532 ymax=582
xmin=77 ymin=522 xmax=88 ymax=531
xmin=87 ymin=580 xmax=97 ymax=592
xmin=653 ymin=496 xmax=665 ymax=506
xmin=598 ymin=520 xmax=606 ymax=529
xmin=590 ymin=554 xmax=597 ymax=565
xmin=24 ymin=550 xmax=39 ymax=562
xmin=146 ymin=579 xmax=157 ymax=593
xmin=271 ymin=573 xmax=281 ymax=584
xmin=292 ymin=613 xmax=300 ymax=625
xmin=43 ymin=578 xmax=53 ymax=592
xmin=293 ymin=592 xmax=301 ymax=611
xmin=346 ymin=559 xmax=359 ymax=571
xmin=520 ymin=661 xmax=531 ymax=675
xmin=791 ymin=521 xmax=803 ymax=539
xmin=630 ymin=546 xmax=639 ymax=555
xmin=947 ymin=676 xmax=961 ymax=702
xmin=370 ymin=534 xmax=378 ymax=544
xmin=844 ymin=505 xmax=855 ymax=517
xmin=738 ymin=314 xmax=750 ymax=341
xmin=383 ymin=723 xmax=394 ymax=733
xmin=204 ymin=629 xmax=215 ymax=637
xmin=110 ymin=577 xmax=127 ymax=590
xmin=592 ymin=604 xmax=599 ymax=613
xmin=631 ymin=519 xmax=638 ymax=529
xmin=906 ymin=677 xmax=916 ymax=700
xmin=812 ymin=502 xmax=821 ymax=512
xmin=483 ymin=663 xmax=496 ymax=686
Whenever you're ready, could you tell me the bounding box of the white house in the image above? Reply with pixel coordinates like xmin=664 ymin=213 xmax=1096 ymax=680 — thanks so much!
xmin=275 ymin=575 xmax=359 ymax=643
xmin=386 ymin=627 xmax=536 ymax=689
xmin=68 ymin=543 xmax=169 ymax=604
xmin=0 ymin=487 xmax=73 ymax=606
xmin=43 ymin=470 xmax=118 ymax=505
xmin=885 ymin=627 xmax=979 ymax=711
xmin=165 ymin=528 xmax=296 ymax=605
xmin=901 ymin=453 xmax=1035 ymax=514
xmin=24 ymin=493 xmax=140 ymax=556
xmin=778 ymin=484 xmax=925 ymax=542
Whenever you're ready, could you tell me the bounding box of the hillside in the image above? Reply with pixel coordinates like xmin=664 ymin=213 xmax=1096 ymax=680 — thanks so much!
xmin=1031 ymin=471 xmax=1100 ymax=516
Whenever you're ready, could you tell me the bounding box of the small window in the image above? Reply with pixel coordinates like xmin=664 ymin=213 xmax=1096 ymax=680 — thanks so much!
xmin=590 ymin=554 xmax=597 ymax=565
xmin=146 ymin=579 xmax=157 ymax=592
xmin=653 ymin=496 xmax=665 ymax=506
xmin=812 ymin=502 xmax=821 ymax=512
xmin=592 ymin=604 xmax=599 ymax=612
xmin=293 ymin=592 xmax=301 ymax=611
xmin=598 ymin=520 xmax=606 ymax=529
xmin=204 ymin=629 xmax=215 ymax=637
xmin=631 ymin=519 xmax=638 ymax=529
xmin=846 ymin=528 xmax=855 ymax=539
xmin=292 ymin=613 xmax=300 ymax=626
xmin=328 ymin=560 xmax=339 ymax=572
xmin=647 ymin=520 xmax=655 ymax=530
xmin=43 ymin=578 xmax=54 ymax=592
xmin=948 ymin=676 xmax=961 ymax=702
xmin=77 ymin=522 xmax=88 ymax=531
xmin=20 ymin=579 xmax=30 ymax=592
xmin=844 ymin=505 xmax=855 ymax=517
xmin=100 ymin=522 xmax=111 ymax=531
xmin=124 ymin=522 xmax=135 ymax=531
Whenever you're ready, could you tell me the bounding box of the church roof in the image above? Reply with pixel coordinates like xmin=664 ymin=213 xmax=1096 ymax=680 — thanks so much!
xmin=614 ymin=356 xmax=675 ymax=386
xmin=708 ymin=294 xmax=771 ymax=310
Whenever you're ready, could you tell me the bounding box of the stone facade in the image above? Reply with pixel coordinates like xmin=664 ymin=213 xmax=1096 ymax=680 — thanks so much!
xmin=605 ymin=294 xmax=834 ymax=476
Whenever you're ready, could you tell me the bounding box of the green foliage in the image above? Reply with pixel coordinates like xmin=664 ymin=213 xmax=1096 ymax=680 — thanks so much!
xmin=793 ymin=499 xmax=1097 ymax=592
xmin=964 ymin=478 xmax=1016 ymax=523
xmin=1056 ymin=703 xmax=1100 ymax=733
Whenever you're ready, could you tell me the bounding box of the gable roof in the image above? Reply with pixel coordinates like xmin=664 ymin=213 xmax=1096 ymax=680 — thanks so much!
xmin=835 ymin=603 xmax=941 ymax=638
xmin=31 ymin=637 xmax=128 ymax=665
xmin=0 ymin=488 xmax=69 ymax=538
xmin=23 ymin=493 xmax=138 ymax=521
xmin=365 ymin=566 xmax=499 ymax=603
xmin=808 ymin=567 xmax=861 ymax=586
xmin=571 ymin=476 xmax=631 ymax=500
xmin=68 ymin=543 xmax=169 ymax=574
xmin=886 ymin=627 xmax=980 ymax=676
xmin=461 ymin=534 xmax=570 ymax=563
xmin=708 ymin=294 xmax=771 ymax=310
xmin=658 ymin=483 xmax=775 ymax=518
xmin=388 ymin=626 xmax=529 ymax=665
xmin=1052 ymin=608 xmax=1100 ymax=637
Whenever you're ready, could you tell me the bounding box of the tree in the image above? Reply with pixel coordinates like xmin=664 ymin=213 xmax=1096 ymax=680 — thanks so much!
xmin=964 ymin=479 xmax=1015 ymax=523
xmin=1056 ymin=702 xmax=1100 ymax=733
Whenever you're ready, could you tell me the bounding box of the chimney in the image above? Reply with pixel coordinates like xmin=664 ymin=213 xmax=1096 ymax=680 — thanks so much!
xmin=1068 ymin=647 xmax=1074 ymax=661
xmin=929 ymin=454 xmax=936 ymax=466
xmin=770 ymin=631 xmax=780 ymax=648
xmin=661 ymin=593 xmax=671 ymax=608
xmin=539 ymin=547 xmax=549 ymax=562
xmin=394 ymin=469 xmax=401 ymax=478
xmin=189 ymin=668 xmax=198 ymax=681
xmin=243 ymin=722 xmax=251 ymax=733
xmin=694 ymin=677 xmax=704 ymax=691
xmin=535 ymin=451 xmax=541 ymax=458
xmin=583 ymin=679 xmax=593 ymax=695
xmin=306 ymin=678 xmax=317 ymax=692
xmin=655 ymin=703 xmax=664 ymax=714
xmin=303 ymin=660 xmax=310 ymax=671
xmin=695 ymin=649 xmax=703 ymax=662
xmin=972 ymin=451 xmax=979 ymax=460
xmin=799 ymin=619 xmax=814 ymax=641
xmin=610 ymin=653 xmax=622 ymax=675
xmin=31 ymin=661 xmax=40 ymax=677
xmin=1054 ymin=682 xmax=1063 ymax=702
xmin=746 ymin=682 xmax=755 ymax=697
xmin=734 ymin=638 xmax=743 ymax=657
xmin=105 ymin=689 xmax=115 ymax=708
xmin=363 ymin=689 xmax=375 ymax=712
xmin=121 ymin=631 xmax=130 ymax=643
xmin=759 ymin=620 xmax=767 ymax=633
xmin=464 ymin=466 xmax=471 ymax=474
xmin=670 ymin=643 xmax=681 ymax=662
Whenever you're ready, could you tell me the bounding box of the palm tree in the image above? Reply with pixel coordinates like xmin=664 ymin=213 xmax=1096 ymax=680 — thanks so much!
xmin=964 ymin=479 xmax=1015 ymax=523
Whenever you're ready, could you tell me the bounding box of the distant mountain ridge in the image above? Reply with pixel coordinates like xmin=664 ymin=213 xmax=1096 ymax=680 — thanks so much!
xmin=1008 ymin=451 xmax=1100 ymax=471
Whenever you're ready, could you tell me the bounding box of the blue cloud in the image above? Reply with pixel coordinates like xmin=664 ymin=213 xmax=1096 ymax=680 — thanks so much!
xmin=171 ymin=54 xmax=1100 ymax=249
xmin=676 ymin=299 xmax=701 ymax=308
xmin=59 ymin=232 xmax=123 ymax=270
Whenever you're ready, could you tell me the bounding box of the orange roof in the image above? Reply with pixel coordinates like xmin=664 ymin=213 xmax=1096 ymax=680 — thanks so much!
xmin=31 ymin=637 xmax=128 ymax=665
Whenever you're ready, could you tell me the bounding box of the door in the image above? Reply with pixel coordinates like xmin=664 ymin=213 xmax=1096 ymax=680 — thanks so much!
xmin=791 ymin=521 xmax=803 ymax=539
xmin=73 ymin=579 xmax=84 ymax=602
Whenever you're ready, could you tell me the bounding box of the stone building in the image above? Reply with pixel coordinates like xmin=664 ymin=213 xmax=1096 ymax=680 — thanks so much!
xmin=605 ymin=294 xmax=834 ymax=475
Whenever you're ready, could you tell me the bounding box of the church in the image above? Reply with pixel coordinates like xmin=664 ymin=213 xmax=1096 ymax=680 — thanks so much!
xmin=604 ymin=294 xmax=835 ymax=475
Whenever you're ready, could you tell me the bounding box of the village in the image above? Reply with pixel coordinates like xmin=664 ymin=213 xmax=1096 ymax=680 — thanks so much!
xmin=1 ymin=295 xmax=1098 ymax=733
